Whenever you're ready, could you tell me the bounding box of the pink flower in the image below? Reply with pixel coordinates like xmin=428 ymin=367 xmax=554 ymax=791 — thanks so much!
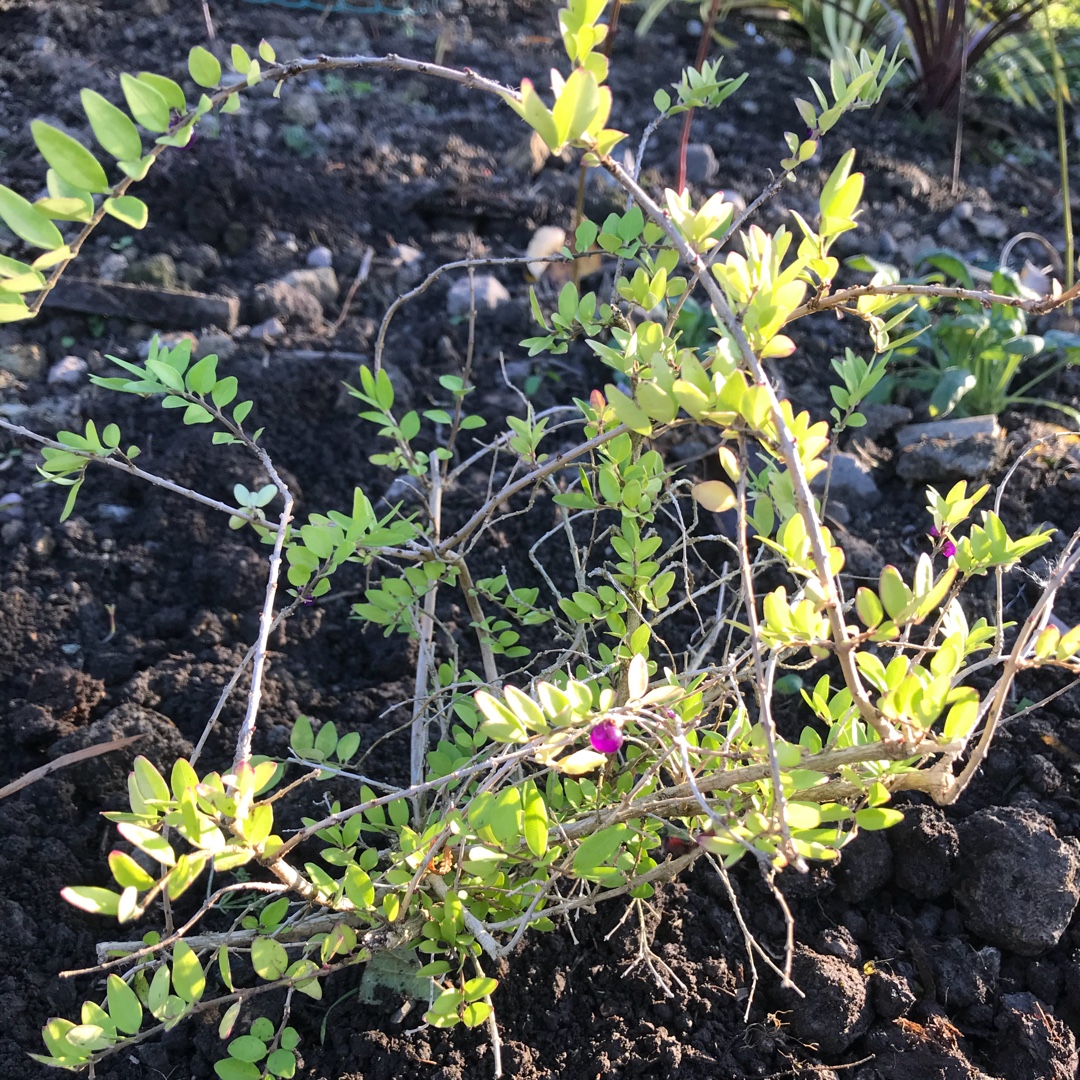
xmin=941 ymin=538 xmax=956 ymax=559
xmin=589 ymin=720 xmax=623 ymax=754
xmin=928 ymin=525 xmax=941 ymax=539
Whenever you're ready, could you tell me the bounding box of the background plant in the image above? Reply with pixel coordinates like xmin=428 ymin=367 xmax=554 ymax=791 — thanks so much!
xmin=0 ymin=3 xmax=1078 ymax=1077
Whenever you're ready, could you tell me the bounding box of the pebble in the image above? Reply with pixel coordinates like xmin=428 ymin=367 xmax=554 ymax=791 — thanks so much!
xmin=392 ymin=243 xmax=424 ymax=291
xmin=123 ymin=253 xmax=179 ymax=290
xmin=972 ymin=213 xmax=1008 ymax=241
xmin=193 ymin=332 xmax=237 ymax=362
xmin=97 ymin=504 xmax=135 ymax=524
xmin=306 ymin=246 xmax=334 ymax=269
xmin=282 ymin=90 xmax=320 ymax=128
xmin=47 ymin=355 xmax=88 ymax=387
xmin=0 ymin=492 xmax=23 ymax=521
xmin=250 ymin=316 xmax=286 ymax=341
xmin=98 ymin=252 xmax=129 ymax=281
xmin=776 ymin=46 xmax=795 ymax=66
xmin=281 ymin=266 xmax=340 ymax=309
xmin=896 ymin=415 xmax=1005 ymax=483
xmin=0 ymin=343 xmax=46 ymax=379
xmin=682 ymin=143 xmax=718 ymax=184
xmin=446 ymin=274 xmax=511 ymax=318
xmin=810 ymin=451 xmax=880 ymax=509
xmin=953 ymin=200 xmax=974 ymax=221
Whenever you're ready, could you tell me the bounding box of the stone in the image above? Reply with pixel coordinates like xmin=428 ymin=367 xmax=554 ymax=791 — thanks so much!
xmin=953 ymin=200 xmax=974 ymax=221
xmin=124 ymin=253 xmax=179 ymax=290
xmin=249 ymin=316 xmax=287 ymax=341
xmin=0 ymin=343 xmax=46 ymax=379
xmin=47 ymin=355 xmax=88 ymax=387
xmin=392 ymin=243 xmax=424 ymax=291
xmin=856 ymin=402 xmax=913 ymax=444
xmin=891 ymin=804 xmax=959 ymax=899
xmin=776 ymin=46 xmax=796 ymax=65
xmin=250 ymin=280 xmax=323 ymax=328
xmin=281 ymin=266 xmax=340 ymax=310
xmin=810 ymin=450 xmax=880 ymax=509
xmin=972 ymin=213 xmax=1008 ymax=241
xmin=682 ymin=143 xmax=718 ymax=184
xmin=772 ymin=946 xmax=871 ymax=1055
xmin=987 ymin=993 xmax=1078 ymax=1080
xmin=446 ymin=274 xmax=511 ymax=318
xmin=98 ymin=252 xmax=128 ymax=281
xmin=870 ymin=970 xmax=917 ymax=1019
xmin=896 ymin=416 xmax=1005 ymax=483
xmin=306 ymin=245 xmax=334 ymax=269
xmin=193 ymin=331 xmax=237 ymax=362
xmin=953 ymin=807 xmax=1080 ymax=955
xmin=282 ymin=90 xmax=320 ymax=128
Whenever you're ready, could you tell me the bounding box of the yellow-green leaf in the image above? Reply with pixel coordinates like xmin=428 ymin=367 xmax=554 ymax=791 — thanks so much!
xmin=81 ymin=89 xmax=143 ymax=161
xmin=31 ymin=121 xmax=110 ymax=194
xmin=0 ymin=184 xmax=65 ymax=249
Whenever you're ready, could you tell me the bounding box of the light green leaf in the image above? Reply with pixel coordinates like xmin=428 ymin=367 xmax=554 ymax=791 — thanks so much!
xmin=106 ymin=974 xmax=143 ymax=1034
xmin=251 ymin=935 xmax=289 ymax=980
xmin=80 ymin=89 xmax=143 ymax=160
xmin=31 ymin=121 xmax=110 ymax=194
xmin=171 ymin=940 xmax=205 ymax=1002
xmin=189 ymin=46 xmax=223 ymax=88
xmin=120 ymin=73 xmax=170 ymax=133
xmin=0 ymin=184 xmax=65 ymax=249
xmin=104 ymin=196 xmax=148 ymax=229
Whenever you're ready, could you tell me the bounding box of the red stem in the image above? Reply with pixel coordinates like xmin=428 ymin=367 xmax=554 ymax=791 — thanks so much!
xmin=677 ymin=0 xmax=723 ymax=194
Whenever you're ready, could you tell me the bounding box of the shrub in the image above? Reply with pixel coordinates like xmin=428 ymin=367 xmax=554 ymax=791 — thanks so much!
xmin=0 ymin=2 xmax=1078 ymax=1075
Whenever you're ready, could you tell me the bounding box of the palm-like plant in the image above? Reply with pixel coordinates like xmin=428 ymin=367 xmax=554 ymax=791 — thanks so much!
xmin=891 ymin=0 xmax=1043 ymax=113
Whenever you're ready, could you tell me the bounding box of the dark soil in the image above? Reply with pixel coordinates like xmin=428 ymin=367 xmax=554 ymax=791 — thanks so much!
xmin=2 ymin=1 xmax=1080 ymax=1079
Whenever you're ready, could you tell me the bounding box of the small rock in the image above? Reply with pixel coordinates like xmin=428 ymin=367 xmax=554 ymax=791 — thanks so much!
xmin=97 ymin=503 xmax=134 ymax=524
xmin=896 ymin=416 xmax=1005 ymax=483
xmin=1 ymin=519 xmax=23 ymax=544
xmin=836 ymin=828 xmax=893 ymax=902
xmin=931 ymin=939 xmax=1000 ymax=1007
xmin=936 ymin=216 xmax=967 ymax=248
xmin=0 ymin=492 xmax=23 ymax=521
xmin=839 ymin=532 xmax=884 ymax=578
xmin=988 ymin=992 xmax=1078 ymax=1080
xmin=446 ymin=274 xmax=511 ymax=318
xmin=870 ymin=970 xmax=917 ymax=1019
xmin=391 ymin=243 xmax=424 ymax=291
xmin=954 ymin=807 xmax=1080 ymax=955
xmin=250 ymin=281 xmax=323 ymax=328
xmin=124 ymin=253 xmax=179 ymax=290
xmin=281 ymin=266 xmax=340 ymax=310
xmin=0 ymin=343 xmax=46 ymax=379
xmin=193 ymin=332 xmax=237 ymax=362
xmin=776 ymin=46 xmax=796 ymax=65
xmin=810 ymin=450 xmax=880 ymax=509
xmin=250 ymin=316 xmax=287 ymax=341
xmin=137 ymin=331 xmax=196 ymax=359
xmin=282 ymin=90 xmax=320 ymax=127
xmin=953 ymin=200 xmax=974 ymax=221
xmin=878 ymin=230 xmax=899 ymax=258
xmin=891 ymin=804 xmax=959 ymax=899
xmin=47 ymin=355 xmax=88 ymax=387
xmin=719 ymin=189 xmax=747 ymax=214
xmin=682 ymin=143 xmax=718 ymax=184
xmin=306 ymin=245 xmax=334 ymax=269
xmin=972 ymin=213 xmax=1008 ymax=241
xmin=98 ymin=252 xmax=129 ymax=281
xmin=856 ymin=402 xmax=913 ymax=444
xmin=773 ymin=946 xmax=871 ymax=1055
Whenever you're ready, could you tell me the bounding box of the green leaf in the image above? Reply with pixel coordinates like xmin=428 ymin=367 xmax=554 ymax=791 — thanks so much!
xmin=138 ymin=72 xmax=186 ymax=111
xmin=227 ymin=1035 xmax=269 ymax=1063
xmin=31 ymin=121 xmax=110 ymax=194
xmin=344 ymin=865 xmax=375 ymax=910
xmin=573 ymin=824 xmax=630 ymax=874
xmin=104 ymin=196 xmax=149 ymax=229
xmin=214 ymin=1060 xmax=261 ymax=1080
xmin=61 ymin=885 xmax=122 ymax=916
xmin=251 ymin=935 xmax=289 ymax=980
xmin=0 ymin=184 xmax=65 ymax=249
xmin=189 ymin=46 xmax=223 ymax=88
xmin=266 ymin=1048 xmax=297 ymax=1078
xmin=80 ymin=89 xmax=143 ymax=161
xmin=120 ymin=73 xmax=170 ymax=133
xmin=604 ymin=383 xmax=652 ymax=435
xmin=855 ymin=807 xmax=904 ymax=831
xmin=231 ymin=44 xmax=252 ymax=74
xmin=171 ymin=940 xmax=205 ymax=1002
xmin=106 ymin=974 xmax=143 ymax=1034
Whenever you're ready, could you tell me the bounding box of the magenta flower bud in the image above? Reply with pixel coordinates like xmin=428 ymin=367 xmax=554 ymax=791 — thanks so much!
xmin=928 ymin=525 xmax=940 ymax=539
xmin=589 ymin=720 xmax=623 ymax=754
xmin=942 ymin=538 xmax=956 ymax=559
